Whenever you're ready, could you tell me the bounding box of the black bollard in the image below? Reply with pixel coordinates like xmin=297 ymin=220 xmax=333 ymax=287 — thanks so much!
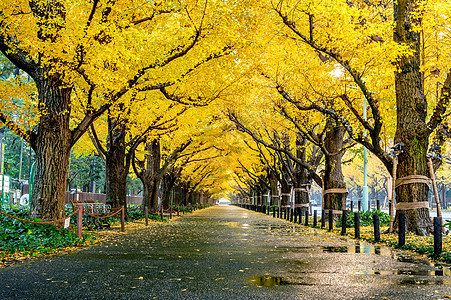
xmin=305 ymin=209 xmax=309 ymax=226
xmin=398 ymin=212 xmax=406 ymax=248
xmin=277 ymin=207 xmax=280 ymax=218
xmin=358 ymin=200 xmax=361 ymax=211
xmin=354 ymin=212 xmax=360 ymax=239
xmin=273 ymin=206 xmax=276 ymax=218
xmin=328 ymin=210 xmax=333 ymax=231
xmin=294 ymin=208 xmax=298 ymax=223
xmin=290 ymin=208 xmax=294 ymax=222
xmin=341 ymin=210 xmax=347 ymax=235
xmin=313 ymin=210 xmax=317 ymax=227
xmin=376 ymin=199 xmax=380 ymax=211
xmin=299 ymin=209 xmax=303 ymax=224
xmin=434 ymin=217 xmax=442 ymax=256
xmin=321 ymin=209 xmax=326 ymax=228
xmin=373 ymin=214 xmax=380 ymax=242
xmin=350 ymin=200 xmax=354 ymax=212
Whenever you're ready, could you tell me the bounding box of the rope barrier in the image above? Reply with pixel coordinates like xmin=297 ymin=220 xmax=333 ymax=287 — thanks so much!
xmin=0 ymin=209 xmax=79 ymax=224
xmin=83 ymin=207 xmax=124 ymax=219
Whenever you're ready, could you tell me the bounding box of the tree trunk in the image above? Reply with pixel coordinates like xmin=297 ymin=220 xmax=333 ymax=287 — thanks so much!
xmin=30 ymin=78 xmax=72 ymax=222
xmin=105 ymin=123 xmax=127 ymax=210
xmin=393 ymin=0 xmax=432 ymax=235
xmin=293 ymin=134 xmax=311 ymax=215
xmin=323 ymin=119 xmax=347 ymax=212
xmin=138 ymin=139 xmax=161 ymax=212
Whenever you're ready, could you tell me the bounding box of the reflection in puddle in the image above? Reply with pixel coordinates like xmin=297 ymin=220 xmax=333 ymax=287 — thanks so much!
xmin=248 ymin=275 xmax=289 ymax=287
xmin=368 ymin=267 xmax=451 ymax=277
xmin=321 ymin=243 xmax=391 ymax=256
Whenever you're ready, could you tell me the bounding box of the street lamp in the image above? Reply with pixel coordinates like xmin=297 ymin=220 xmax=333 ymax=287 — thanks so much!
xmin=346 ymin=85 xmax=370 ymax=212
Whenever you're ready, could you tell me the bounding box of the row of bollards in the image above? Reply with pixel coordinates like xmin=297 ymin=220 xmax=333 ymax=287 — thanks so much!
xmin=241 ymin=204 xmax=443 ymax=258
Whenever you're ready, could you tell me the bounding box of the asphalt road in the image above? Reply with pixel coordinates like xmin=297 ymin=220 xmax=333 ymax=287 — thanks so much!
xmin=0 ymin=206 xmax=450 ymax=299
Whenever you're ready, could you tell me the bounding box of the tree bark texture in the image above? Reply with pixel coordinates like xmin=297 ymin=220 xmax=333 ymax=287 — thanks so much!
xmin=30 ymin=76 xmax=72 ymax=222
xmin=139 ymin=139 xmax=161 ymax=212
xmin=393 ymin=0 xmax=432 ymax=235
xmin=293 ymin=134 xmax=310 ymax=214
xmin=105 ymin=120 xmax=128 ymax=210
xmin=323 ymin=119 xmax=347 ymax=212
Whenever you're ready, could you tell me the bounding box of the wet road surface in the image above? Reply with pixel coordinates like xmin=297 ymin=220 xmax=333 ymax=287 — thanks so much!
xmin=0 ymin=206 xmax=450 ymax=299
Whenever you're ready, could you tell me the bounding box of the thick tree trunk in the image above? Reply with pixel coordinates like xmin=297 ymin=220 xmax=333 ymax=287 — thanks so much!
xmin=105 ymin=123 xmax=127 ymax=210
xmin=323 ymin=119 xmax=347 ymax=212
xmin=138 ymin=139 xmax=161 ymax=212
xmin=293 ymin=135 xmax=311 ymax=215
xmin=30 ymin=78 xmax=72 ymax=222
xmin=393 ymin=1 xmax=432 ymax=235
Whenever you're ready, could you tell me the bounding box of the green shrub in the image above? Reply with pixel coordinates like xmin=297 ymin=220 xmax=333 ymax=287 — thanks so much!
xmin=336 ymin=209 xmax=390 ymax=228
xmin=1 ymin=205 xmax=89 ymax=253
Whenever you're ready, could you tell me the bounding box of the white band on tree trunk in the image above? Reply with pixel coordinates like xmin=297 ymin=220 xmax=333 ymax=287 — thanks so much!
xmin=395 ymin=175 xmax=431 ymax=189
xmin=395 ymin=201 xmax=429 ymax=210
xmin=294 ymin=203 xmax=310 ymax=208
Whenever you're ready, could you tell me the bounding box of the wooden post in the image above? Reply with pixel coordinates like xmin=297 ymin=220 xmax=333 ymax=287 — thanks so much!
xmin=145 ymin=206 xmax=148 ymax=226
xmin=121 ymin=206 xmax=125 ymax=232
xmin=321 ymin=209 xmax=325 ymax=228
xmin=358 ymin=200 xmax=361 ymax=211
xmin=350 ymin=200 xmax=354 ymax=212
xmin=304 ymin=209 xmax=309 ymax=226
xmin=373 ymin=213 xmax=380 ymax=242
xmin=77 ymin=204 xmax=83 ymax=239
xmin=376 ymin=199 xmax=380 ymax=211
xmin=341 ymin=210 xmax=347 ymax=235
xmin=354 ymin=212 xmax=360 ymax=239
xmin=313 ymin=210 xmax=317 ymax=227
xmin=434 ymin=217 xmax=442 ymax=256
xmin=272 ymin=206 xmax=276 ymax=218
xmin=398 ymin=212 xmax=406 ymax=248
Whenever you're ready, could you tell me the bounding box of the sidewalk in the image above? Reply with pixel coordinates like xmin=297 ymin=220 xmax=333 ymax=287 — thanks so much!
xmin=0 ymin=206 xmax=449 ymax=299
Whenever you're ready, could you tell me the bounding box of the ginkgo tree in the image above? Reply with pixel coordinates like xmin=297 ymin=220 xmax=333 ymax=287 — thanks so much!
xmin=0 ymin=0 xmax=238 ymax=221
xmin=267 ymin=0 xmax=451 ymax=235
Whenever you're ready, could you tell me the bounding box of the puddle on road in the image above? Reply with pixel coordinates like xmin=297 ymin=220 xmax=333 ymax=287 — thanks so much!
xmin=248 ymin=275 xmax=290 ymax=287
xmin=322 ymin=243 xmax=392 ymax=256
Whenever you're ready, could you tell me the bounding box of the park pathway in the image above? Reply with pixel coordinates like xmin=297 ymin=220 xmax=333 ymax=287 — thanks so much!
xmin=0 ymin=206 xmax=450 ymax=299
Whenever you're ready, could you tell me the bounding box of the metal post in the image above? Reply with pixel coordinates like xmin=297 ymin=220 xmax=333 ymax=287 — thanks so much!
xmin=398 ymin=212 xmax=406 ymax=248
xmin=18 ymin=139 xmax=23 ymax=182
xmin=376 ymin=199 xmax=380 ymax=211
xmin=354 ymin=212 xmax=360 ymax=238
xmin=321 ymin=209 xmax=325 ymax=228
xmin=77 ymin=204 xmax=83 ymax=239
xmin=434 ymin=217 xmax=442 ymax=256
xmin=145 ymin=206 xmax=148 ymax=226
xmin=341 ymin=210 xmax=347 ymax=235
xmin=0 ymin=128 xmax=4 ymax=175
xmin=304 ymin=210 xmax=309 ymax=226
xmin=328 ymin=210 xmax=333 ymax=231
xmin=362 ymin=96 xmax=369 ymax=212
xmin=373 ymin=214 xmax=380 ymax=242
xmin=313 ymin=210 xmax=317 ymax=227
xmin=121 ymin=205 xmax=125 ymax=232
